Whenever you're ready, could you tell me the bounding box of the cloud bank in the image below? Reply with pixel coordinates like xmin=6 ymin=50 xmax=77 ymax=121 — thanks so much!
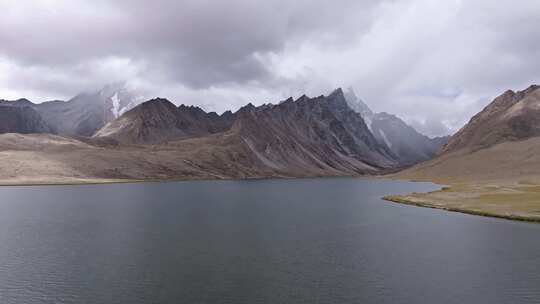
xmin=1 ymin=0 xmax=539 ymax=136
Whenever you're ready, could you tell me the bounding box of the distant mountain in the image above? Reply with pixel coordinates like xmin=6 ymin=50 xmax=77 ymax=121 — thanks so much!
xmin=34 ymin=83 xmax=146 ymax=136
xmin=442 ymin=85 xmax=540 ymax=154
xmin=344 ymin=87 xmax=449 ymax=165
xmin=94 ymin=98 xmax=234 ymax=144
xmin=0 ymin=98 xmax=35 ymax=108
xmin=0 ymin=104 xmax=53 ymax=134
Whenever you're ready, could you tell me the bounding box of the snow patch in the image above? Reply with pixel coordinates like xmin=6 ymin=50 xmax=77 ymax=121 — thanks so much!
xmin=364 ymin=115 xmax=373 ymax=131
xmin=111 ymin=93 xmax=121 ymax=118
xmin=118 ymin=94 xmax=146 ymax=116
xmin=94 ymin=118 xmax=129 ymax=137
xmin=379 ymin=129 xmax=392 ymax=148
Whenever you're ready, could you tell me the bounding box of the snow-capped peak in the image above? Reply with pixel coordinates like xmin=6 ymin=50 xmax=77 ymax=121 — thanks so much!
xmin=97 ymin=82 xmax=147 ymax=118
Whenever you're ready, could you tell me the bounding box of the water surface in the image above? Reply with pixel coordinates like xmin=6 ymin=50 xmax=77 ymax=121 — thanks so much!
xmin=0 ymin=178 xmax=539 ymax=303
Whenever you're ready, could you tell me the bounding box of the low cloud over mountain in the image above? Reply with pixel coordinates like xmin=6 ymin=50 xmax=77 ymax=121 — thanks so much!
xmin=1 ymin=1 xmax=540 ymax=136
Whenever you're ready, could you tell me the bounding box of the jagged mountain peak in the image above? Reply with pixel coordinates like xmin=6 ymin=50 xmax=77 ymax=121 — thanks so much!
xmin=326 ymin=88 xmax=350 ymax=109
xmin=142 ymin=97 xmax=173 ymax=105
xmin=178 ymin=103 xmax=203 ymax=109
xmin=236 ymin=102 xmax=257 ymax=114
xmin=329 ymin=87 xmax=345 ymax=98
xmin=344 ymin=87 xmax=373 ymax=116
xmin=279 ymin=97 xmax=294 ymax=105
xmin=342 ymin=87 xmax=448 ymax=164
xmin=133 ymin=97 xmax=176 ymax=111
xmin=295 ymin=94 xmax=310 ymax=103
xmin=222 ymin=110 xmax=234 ymax=116
xmin=523 ymin=84 xmax=540 ymax=94
xmin=178 ymin=104 xmax=208 ymax=116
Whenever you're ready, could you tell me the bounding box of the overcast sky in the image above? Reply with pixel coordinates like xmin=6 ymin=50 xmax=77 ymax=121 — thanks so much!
xmin=1 ymin=0 xmax=539 ymax=136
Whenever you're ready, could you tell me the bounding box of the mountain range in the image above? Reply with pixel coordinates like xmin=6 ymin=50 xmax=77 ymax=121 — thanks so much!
xmin=0 ymin=85 xmax=448 ymax=183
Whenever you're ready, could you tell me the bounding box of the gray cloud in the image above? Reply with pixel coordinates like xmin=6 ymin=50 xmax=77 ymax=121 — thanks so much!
xmin=0 ymin=0 xmax=379 ymax=88
xmin=1 ymin=0 xmax=540 ymax=136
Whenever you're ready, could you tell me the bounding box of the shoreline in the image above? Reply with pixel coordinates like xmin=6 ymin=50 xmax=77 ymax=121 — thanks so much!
xmin=0 ymin=179 xmax=144 ymax=187
xmin=5 ymin=175 xmax=538 ymax=224
xmin=0 ymin=174 xmax=371 ymax=187
xmin=383 ymin=194 xmax=540 ymax=223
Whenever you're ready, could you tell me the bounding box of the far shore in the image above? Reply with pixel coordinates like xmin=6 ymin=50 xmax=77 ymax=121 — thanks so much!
xmin=0 ymin=174 xmax=375 ymax=187
xmin=383 ymin=194 xmax=540 ymax=223
xmin=0 ymin=178 xmax=143 ymax=187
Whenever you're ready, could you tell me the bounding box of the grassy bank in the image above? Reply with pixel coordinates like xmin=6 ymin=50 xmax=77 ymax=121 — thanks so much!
xmin=383 ymin=182 xmax=540 ymax=223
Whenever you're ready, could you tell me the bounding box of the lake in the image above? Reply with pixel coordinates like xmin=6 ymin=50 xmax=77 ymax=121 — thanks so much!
xmin=0 ymin=178 xmax=538 ymax=303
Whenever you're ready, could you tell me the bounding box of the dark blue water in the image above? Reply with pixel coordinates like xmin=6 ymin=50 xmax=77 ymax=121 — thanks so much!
xmin=0 ymin=178 xmax=538 ymax=303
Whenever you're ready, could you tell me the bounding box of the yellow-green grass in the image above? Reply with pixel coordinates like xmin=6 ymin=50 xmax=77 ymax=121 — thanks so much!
xmin=383 ymin=183 xmax=540 ymax=223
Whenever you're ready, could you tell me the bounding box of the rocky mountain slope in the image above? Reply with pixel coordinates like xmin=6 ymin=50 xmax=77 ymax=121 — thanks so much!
xmin=227 ymin=89 xmax=397 ymax=174
xmin=441 ymin=85 xmax=540 ymax=154
xmin=94 ymin=98 xmax=234 ymax=144
xmin=0 ymin=104 xmax=53 ymax=134
xmin=399 ymin=85 xmax=540 ymax=181
xmin=344 ymin=88 xmax=448 ymax=165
